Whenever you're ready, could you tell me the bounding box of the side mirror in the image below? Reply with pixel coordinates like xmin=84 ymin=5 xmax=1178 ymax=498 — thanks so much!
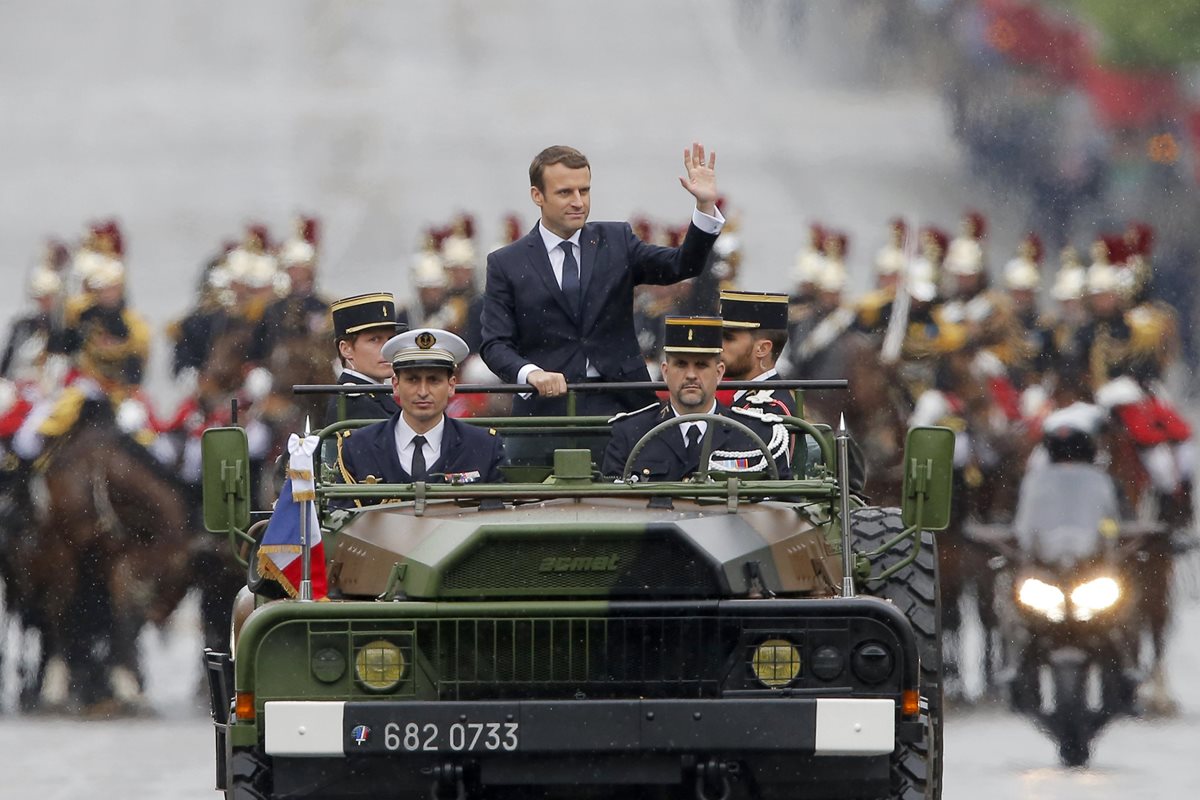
xmin=901 ymin=426 xmax=955 ymax=532
xmin=202 ymin=427 xmax=252 ymax=533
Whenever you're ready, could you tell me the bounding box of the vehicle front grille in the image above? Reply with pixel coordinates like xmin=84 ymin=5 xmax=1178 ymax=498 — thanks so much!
xmin=423 ymin=615 xmax=729 ymax=700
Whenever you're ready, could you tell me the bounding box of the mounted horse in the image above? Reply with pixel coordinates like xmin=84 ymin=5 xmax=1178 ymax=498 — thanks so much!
xmin=10 ymin=398 xmax=193 ymax=711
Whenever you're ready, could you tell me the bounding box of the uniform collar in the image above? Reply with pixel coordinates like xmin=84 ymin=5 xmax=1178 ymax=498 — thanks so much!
xmin=734 ymin=368 xmax=779 ymax=401
xmin=395 ymin=412 xmax=446 ymax=452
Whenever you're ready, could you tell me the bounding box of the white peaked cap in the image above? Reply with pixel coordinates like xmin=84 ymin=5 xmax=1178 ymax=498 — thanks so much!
xmin=943 ymin=238 xmax=984 ymax=276
xmin=1003 ymin=258 xmax=1040 ymax=290
xmin=413 ymin=252 xmax=449 ymax=288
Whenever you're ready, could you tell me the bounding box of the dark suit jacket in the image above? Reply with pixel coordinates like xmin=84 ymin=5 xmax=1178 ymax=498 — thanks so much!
xmin=601 ymin=402 xmax=791 ymax=481
xmin=324 ymin=370 xmax=400 ymax=427
xmin=481 ymin=221 xmax=718 ymax=415
xmin=336 ymin=413 xmax=505 ymax=504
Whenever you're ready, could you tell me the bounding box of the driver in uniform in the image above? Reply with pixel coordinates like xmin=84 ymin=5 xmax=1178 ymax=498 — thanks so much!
xmin=335 ymin=328 xmax=504 ymax=505
xmin=601 ymin=316 xmax=789 ymax=481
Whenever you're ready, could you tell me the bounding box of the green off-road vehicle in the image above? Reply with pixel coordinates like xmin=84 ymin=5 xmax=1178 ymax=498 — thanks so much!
xmin=201 ymin=383 xmax=953 ymax=800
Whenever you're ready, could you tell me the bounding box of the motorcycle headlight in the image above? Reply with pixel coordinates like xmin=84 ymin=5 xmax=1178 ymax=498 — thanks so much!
xmin=1017 ymin=577 xmax=1065 ymax=622
xmin=1070 ymin=576 xmax=1121 ymax=621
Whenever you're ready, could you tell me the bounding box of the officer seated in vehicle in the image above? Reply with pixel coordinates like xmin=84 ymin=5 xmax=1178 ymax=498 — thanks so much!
xmin=1013 ymin=402 xmax=1118 ymax=567
xmin=601 ymin=316 xmax=790 ymax=481
xmin=335 ymin=328 xmax=504 ymax=505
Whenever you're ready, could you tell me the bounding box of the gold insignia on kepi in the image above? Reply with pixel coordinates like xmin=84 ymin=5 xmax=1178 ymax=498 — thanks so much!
xmin=663 ymin=316 xmax=723 ymax=354
xmin=415 ymin=332 xmax=436 ymax=350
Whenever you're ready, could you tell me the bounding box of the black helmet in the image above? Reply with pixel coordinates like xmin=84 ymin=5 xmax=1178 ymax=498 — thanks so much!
xmin=1044 ymin=424 xmax=1096 ymax=463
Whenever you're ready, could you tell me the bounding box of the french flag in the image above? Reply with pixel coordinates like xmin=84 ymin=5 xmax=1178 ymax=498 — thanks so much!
xmin=257 ymin=433 xmax=328 ymax=599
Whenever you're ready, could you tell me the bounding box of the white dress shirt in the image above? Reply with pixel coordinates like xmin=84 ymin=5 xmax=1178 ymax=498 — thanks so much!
xmin=672 ymin=400 xmax=717 ymax=447
xmin=393 ymin=413 xmax=446 ymax=475
xmin=517 ymin=206 xmax=727 ymax=386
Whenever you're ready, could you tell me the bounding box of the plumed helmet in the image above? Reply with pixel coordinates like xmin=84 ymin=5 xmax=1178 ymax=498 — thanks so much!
xmin=278 ymin=238 xmax=316 ymax=268
xmin=441 ymin=236 xmax=477 ymax=268
xmin=944 ymin=238 xmax=984 ymax=275
xmin=412 ymin=252 xmax=448 ymax=289
xmin=1003 ymin=258 xmax=1040 ymax=290
xmin=961 ymin=211 xmax=987 ymax=240
xmin=29 ymin=266 xmax=63 ymax=298
xmin=1086 ymin=263 xmax=1122 ymax=295
xmin=815 ymin=262 xmax=846 ymax=292
xmin=85 ymin=257 xmax=126 ymax=290
xmin=1017 ymin=233 xmax=1043 ymax=264
xmin=1051 ymin=266 xmax=1086 ymax=301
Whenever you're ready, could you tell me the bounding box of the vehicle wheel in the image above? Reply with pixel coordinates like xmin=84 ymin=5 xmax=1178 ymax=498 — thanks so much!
xmin=1052 ymin=664 xmax=1091 ymax=768
xmin=226 ymin=748 xmax=272 ymax=800
xmin=852 ymin=507 xmax=943 ymax=800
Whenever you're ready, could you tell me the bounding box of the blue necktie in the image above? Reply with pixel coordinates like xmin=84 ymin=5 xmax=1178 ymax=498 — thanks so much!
xmin=559 ymin=241 xmax=581 ymax=319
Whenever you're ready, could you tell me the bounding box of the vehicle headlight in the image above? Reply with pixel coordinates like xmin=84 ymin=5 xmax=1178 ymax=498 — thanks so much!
xmin=1071 ymin=576 xmax=1121 ymax=621
xmin=354 ymin=639 xmax=406 ymax=692
xmin=1017 ymin=577 xmax=1066 ymax=622
xmin=751 ymin=638 xmax=802 ymax=688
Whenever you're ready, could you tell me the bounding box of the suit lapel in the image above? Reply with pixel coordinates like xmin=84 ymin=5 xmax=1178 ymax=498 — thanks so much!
xmin=524 ymin=226 xmax=575 ymax=320
xmin=579 ymin=224 xmax=600 ymax=329
xmin=427 ymin=415 xmax=457 ymax=474
xmin=377 ymin=414 xmax=409 ymax=482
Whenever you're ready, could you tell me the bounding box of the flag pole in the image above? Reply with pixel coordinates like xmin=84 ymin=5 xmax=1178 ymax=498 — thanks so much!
xmin=299 ymin=416 xmax=313 ymax=602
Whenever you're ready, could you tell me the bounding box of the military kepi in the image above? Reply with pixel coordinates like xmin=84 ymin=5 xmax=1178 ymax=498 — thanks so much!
xmin=382 ymin=328 xmax=470 ymax=371
xmin=720 ymin=290 xmax=789 ymax=330
xmin=663 ymin=316 xmax=724 ymax=354
xmin=331 ymin=292 xmax=404 ymax=338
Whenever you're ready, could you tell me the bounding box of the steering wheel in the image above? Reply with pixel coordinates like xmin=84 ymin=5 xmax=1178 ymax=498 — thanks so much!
xmin=622 ymin=412 xmax=780 ymax=483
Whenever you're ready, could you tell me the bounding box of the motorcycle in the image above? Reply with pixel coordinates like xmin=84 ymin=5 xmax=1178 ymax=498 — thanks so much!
xmin=983 ymin=517 xmax=1172 ymax=768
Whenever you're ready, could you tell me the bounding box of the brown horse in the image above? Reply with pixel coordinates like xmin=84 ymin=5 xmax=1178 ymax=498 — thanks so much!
xmin=1104 ymin=420 xmax=1190 ymax=715
xmin=11 ymin=399 xmax=193 ymax=711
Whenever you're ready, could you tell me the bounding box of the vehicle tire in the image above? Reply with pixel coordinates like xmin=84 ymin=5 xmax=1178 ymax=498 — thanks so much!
xmin=852 ymin=507 xmax=943 ymax=800
xmin=226 ymin=748 xmax=272 ymax=800
xmin=1052 ymin=664 xmax=1091 ymax=768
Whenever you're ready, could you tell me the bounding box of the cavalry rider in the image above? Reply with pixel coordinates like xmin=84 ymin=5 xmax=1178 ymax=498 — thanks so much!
xmin=601 ymin=316 xmax=789 ymax=482
xmin=2 ymin=266 xmax=62 ymax=387
xmin=250 ymin=215 xmax=330 ymax=362
xmin=327 ymin=292 xmax=408 ymax=423
xmin=855 ymin=218 xmax=907 ymax=335
xmin=335 ymin=328 xmax=505 ymax=503
xmin=19 ymin=257 xmax=155 ymax=458
xmin=786 ymin=263 xmax=857 ymax=381
xmin=718 ymin=289 xmax=796 ymax=415
xmin=1081 ymin=258 xmax=1193 ymax=528
xmin=788 ymin=222 xmax=826 ymax=343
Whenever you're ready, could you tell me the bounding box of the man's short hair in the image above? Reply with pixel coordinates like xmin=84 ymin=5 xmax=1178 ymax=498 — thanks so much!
xmin=530 ymin=146 xmax=590 ymax=191
xmin=753 ymin=329 xmax=788 ymax=364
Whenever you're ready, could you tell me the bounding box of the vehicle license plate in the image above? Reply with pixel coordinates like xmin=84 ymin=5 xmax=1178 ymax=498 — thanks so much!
xmin=346 ymin=703 xmax=521 ymax=754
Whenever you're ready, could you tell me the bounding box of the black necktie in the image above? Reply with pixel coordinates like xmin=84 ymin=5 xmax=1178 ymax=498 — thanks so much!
xmin=411 ymin=435 xmax=428 ymax=481
xmin=559 ymin=241 xmax=581 ymax=319
xmin=685 ymin=425 xmax=702 ymax=466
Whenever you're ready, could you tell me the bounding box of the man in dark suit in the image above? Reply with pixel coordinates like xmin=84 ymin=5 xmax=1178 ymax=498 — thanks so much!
xmin=481 ymin=142 xmax=724 ymax=416
xmin=335 ymin=328 xmax=504 ymax=505
xmin=326 ymin=292 xmax=406 ymax=424
xmin=602 ymin=317 xmax=789 ymax=481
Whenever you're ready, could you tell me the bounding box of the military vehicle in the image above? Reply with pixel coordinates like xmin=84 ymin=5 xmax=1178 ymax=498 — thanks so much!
xmin=201 ymin=382 xmax=953 ymax=800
